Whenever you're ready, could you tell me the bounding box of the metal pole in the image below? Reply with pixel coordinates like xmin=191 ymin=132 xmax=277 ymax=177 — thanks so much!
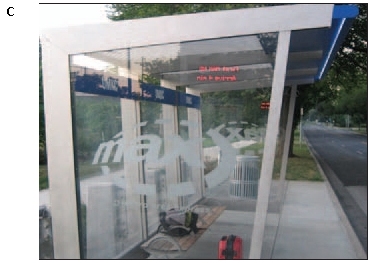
xmin=249 ymin=30 xmax=291 ymax=259
xmin=278 ymin=85 xmax=297 ymax=203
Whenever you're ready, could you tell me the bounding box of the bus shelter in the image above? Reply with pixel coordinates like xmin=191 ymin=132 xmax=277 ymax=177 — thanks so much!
xmin=40 ymin=4 xmax=358 ymax=259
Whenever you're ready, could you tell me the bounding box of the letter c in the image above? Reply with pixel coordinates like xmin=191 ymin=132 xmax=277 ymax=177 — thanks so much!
xmin=7 ymin=7 xmax=14 ymax=16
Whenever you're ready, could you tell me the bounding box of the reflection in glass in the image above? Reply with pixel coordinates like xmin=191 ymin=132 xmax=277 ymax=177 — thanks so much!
xmin=69 ymin=31 xmax=280 ymax=259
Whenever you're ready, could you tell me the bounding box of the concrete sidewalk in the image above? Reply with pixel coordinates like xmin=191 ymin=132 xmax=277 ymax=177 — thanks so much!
xmin=177 ymin=180 xmax=366 ymax=259
xmin=271 ymin=181 xmax=366 ymax=259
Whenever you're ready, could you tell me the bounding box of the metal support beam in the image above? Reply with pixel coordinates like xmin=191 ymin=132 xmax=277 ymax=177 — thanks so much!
xmin=186 ymin=88 xmax=205 ymax=202
xmin=41 ymin=37 xmax=80 ymax=259
xmin=249 ymin=30 xmax=291 ymax=259
xmin=278 ymin=85 xmax=298 ymax=205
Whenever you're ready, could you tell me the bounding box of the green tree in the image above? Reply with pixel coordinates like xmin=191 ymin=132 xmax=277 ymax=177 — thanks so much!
xmin=201 ymin=89 xmax=269 ymax=134
xmin=332 ymin=4 xmax=367 ymax=84
xmin=300 ymin=3 xmax=367 ymax=129
xmin=334 ymin=78 xmax=367 ymax=128
xmin=72 ymin=76 xmax=122 ymax=161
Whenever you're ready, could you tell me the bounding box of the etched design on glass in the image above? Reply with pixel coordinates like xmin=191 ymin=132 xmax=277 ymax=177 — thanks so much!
xmin=90 ymin=119 xmax=265 ymax=206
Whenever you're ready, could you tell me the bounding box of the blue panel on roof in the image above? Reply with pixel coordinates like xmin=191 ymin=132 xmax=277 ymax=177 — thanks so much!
xmin=333 ymin=4 xmax=359 ymax=19
xmin=315 ymin=4 xmax=358 ymax=80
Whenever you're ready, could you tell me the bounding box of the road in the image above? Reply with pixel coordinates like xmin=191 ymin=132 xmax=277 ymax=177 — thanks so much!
xmin=303 ymin=123 xmax=367 ymax=254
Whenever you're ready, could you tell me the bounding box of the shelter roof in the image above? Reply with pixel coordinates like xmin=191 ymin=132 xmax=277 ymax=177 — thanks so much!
xmin=41 ymin=4 xmax=358 ymax=93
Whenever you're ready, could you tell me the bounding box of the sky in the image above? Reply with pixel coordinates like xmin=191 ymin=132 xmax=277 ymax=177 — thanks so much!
xmin=39 ymin=3 xmax=111 ymax=31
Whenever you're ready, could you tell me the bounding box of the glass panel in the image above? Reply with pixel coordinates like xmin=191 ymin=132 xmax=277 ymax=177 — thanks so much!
xmin=70 ymin=31 xmax=280 ymax=259
xmin=72 ymin=93 xmax=125 ymax=259
xmin=70 ymin=57 xmax=132 ymax=259
xmin=201 ymin=88 xmax=269 ymax=203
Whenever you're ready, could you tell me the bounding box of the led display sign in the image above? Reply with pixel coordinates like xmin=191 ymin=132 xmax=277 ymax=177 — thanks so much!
xmin=197 ymin=65 xmax=239 ymax=82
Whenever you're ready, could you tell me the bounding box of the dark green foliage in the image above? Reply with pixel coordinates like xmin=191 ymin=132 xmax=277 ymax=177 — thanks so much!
xmin=39 ymin=165 xmax=48 ymax=190
xmin=39 ymin=40 xmax=47 ymax=165
xmin=332 ymin=4 xmax=367 ymax=81
xmin=74 ymin=95 xmax=122 ymax=161
xmin=299 ymin=4 xmax=367 ymax=128
xmin=39 ymin=142 xmax=47 ymax=165
xmin=201 ymin=89 xmax=270 ymax=133
xmin=334 ymin=78 xmax=367 ymax=127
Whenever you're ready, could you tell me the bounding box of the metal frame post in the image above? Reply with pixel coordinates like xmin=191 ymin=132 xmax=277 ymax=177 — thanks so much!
xmin=278 ymin=85 xmax=298 ymax=204
xmin=41 ymin=39 xmax=80 ymax=259
xmin=249 ymin=30 xmax=291 ymax=259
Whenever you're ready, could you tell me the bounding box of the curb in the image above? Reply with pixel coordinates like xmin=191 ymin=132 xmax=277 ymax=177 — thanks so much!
xmin=304 ymin=135 xmax=367 ymax=259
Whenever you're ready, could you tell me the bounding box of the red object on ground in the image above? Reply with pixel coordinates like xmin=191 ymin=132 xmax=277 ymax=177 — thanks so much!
xmin=218 ymin=235 xmax=243 ymax=259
